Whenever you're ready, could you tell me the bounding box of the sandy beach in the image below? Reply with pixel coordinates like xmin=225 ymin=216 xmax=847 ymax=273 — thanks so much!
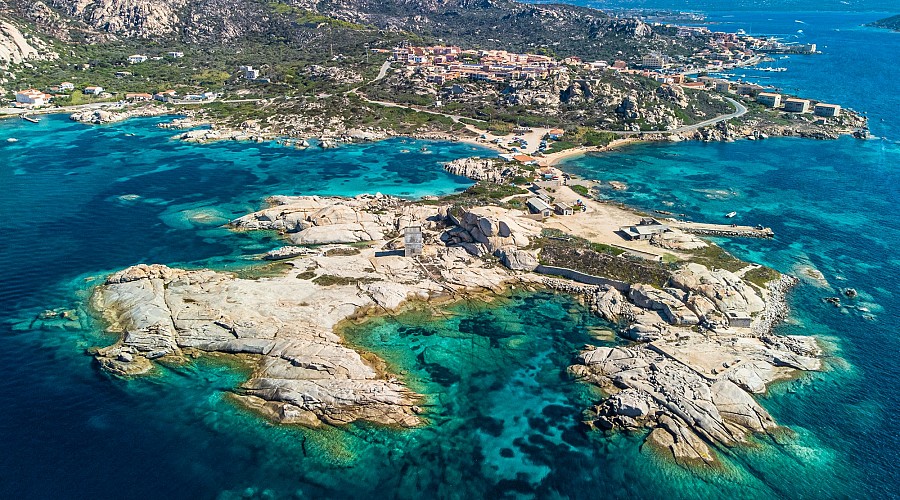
xmin=540 ymin=137 xmax=642 ymax=166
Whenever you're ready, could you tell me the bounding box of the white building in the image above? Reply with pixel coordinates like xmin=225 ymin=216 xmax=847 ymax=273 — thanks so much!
xmin=641 ymin=53 xmax=667 ymax=69
xmin=239 ymin=65 xmax=260 ymax=80
xmin=15 ymin=89 xmax=50 ymax=106
xmin=60 ymin=82 xmax=75 ymax=91
xmin=83 ymin=86 xmax=104 ymax=95
xmin=127 ymin=54 xmax=148 ymax=64
xmin=620 ymin=218 xmax=671 ymax=241
xmin=167 ymin=51 xmax=185 ymax=58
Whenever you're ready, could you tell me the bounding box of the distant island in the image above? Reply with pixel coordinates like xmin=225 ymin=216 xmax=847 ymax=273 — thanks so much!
xmin=870 ymin=14 xmax=900 ymax=31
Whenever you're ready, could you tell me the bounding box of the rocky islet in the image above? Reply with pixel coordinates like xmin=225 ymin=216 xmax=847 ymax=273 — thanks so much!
xmin=90 ymin=188 xmax=825 ymax=467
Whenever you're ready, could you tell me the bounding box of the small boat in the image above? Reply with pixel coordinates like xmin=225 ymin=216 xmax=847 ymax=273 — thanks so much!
xmin=6 ymin=138 xmax=18 ymax=143
xmin=725 ymin=211 xmax=737 ymax=218
xmin=420 ymin=146 xmax=429 ymax=152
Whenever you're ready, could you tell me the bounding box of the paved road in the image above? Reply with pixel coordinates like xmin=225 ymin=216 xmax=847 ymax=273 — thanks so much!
xmin=606 ymin=97 xmax=747 ymax=136
xmin=360 ymin=97 xmax=472 ymax=123
xmin=0 ymin=101 xmax=122 ymax=117
xmin=373 ymin=61 xmax=391 ymax=82
xmin=354 ymin=93 xmax=747 ymax=138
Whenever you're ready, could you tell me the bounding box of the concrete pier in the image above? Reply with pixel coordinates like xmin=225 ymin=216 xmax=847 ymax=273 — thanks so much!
xmin=670 ymin=221 xmax=774 ymax=239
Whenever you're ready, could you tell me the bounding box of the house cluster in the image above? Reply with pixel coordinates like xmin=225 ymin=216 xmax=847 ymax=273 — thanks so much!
xmin=150 ymin=89 xmax=218 ymax=102
xmin=12 ymin=82 xmax=105 ymax=107
xmin=525 ymin=185 xmax=583 ymax=219
xmin=392 ymin=45 xmax=565 ymax=84
xmin=127 ymin=52 xmax=185 ymax=64
xmin=755 ymin=92 xmax=841 ymax=116
xmin=644 ymin=25 xmax=816 ymax=78
xmin=694 ymin=77 xmax=767 ymax=96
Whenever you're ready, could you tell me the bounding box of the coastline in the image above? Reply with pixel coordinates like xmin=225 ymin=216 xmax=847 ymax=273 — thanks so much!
xmin=83 ymin=185 xmax=824 ymax=470
xmin=1 ymin=7 xmax=894 ymax=498
xmin=541 ymin=138 xmax=643 ymax=166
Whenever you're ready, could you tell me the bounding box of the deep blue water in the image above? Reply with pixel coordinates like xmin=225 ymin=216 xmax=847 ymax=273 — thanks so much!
xmin=2 ymin=9 xmax=899 ymax=500
xmin=560 ymin=9 xmax=900 ymax=498
xmin=528 ymin=0 xmax=899 ymax=13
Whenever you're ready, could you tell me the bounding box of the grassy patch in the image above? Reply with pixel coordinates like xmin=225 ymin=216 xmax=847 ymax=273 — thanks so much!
xmin=743 ymin=266 xmax=782 ymax=288
xmin=570 ymin=184 xmax=590 ymax=197
xmin=324 ymin=247 xmax=362 ymax=257
xmin=683 ymin=244 xmax=746 ymax=273
xmin=312 ymin=275 xmax=378 ymax=286
xmin=545 ymin=140 xmax=578 ymax=154
xmin=444 ymin=181 xmax=529 ymax=209
xmin=531 ymin=229 xmax=670 ymax=287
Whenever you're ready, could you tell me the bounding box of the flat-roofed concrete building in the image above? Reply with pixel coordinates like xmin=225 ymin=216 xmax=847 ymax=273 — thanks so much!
xmin=620 ymin=218 xmax=670 ymax=241
xmin=726 ymin=310 xmax=752 ymax=328
xmin=714 ymin=81 xmax=731 ymax=93
xmin=784 ymin=98 xmax=810 ymax=113
xmin=641 ymin=53 xmax=667 ymax=69
xmin=757 ymin=92 xmax=782 ymax=108
xmin=814 ymin=103 xmax=841 ymax=117
xmin=736 ymin=83 xmax=764 ymax=96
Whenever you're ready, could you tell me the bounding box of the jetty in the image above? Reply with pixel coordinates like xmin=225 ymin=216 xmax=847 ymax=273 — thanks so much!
xmin=669 ymin=221 xmax=774 ymax=238
xmin=21 ymin=114 xmax=40 ymax=124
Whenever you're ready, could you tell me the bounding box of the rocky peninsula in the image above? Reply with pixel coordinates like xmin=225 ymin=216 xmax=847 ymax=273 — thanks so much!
xmin=89 ymin=175 xmax=825 ymax=467
xmin=69 ymin=104 xmax=169 ymax=124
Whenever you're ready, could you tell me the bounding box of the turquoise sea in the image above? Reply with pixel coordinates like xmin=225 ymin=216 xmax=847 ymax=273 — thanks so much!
xmin=1 ymin=9 xmax=899 ymax=500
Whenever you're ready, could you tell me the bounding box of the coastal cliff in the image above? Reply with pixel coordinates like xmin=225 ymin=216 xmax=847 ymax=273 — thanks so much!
xmin=89 ymin=191 xmax=824 ymax=467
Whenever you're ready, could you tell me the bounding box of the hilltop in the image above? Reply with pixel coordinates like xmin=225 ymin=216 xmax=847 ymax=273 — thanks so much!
xmin=0 ymin=0 xmax=701 ymax=60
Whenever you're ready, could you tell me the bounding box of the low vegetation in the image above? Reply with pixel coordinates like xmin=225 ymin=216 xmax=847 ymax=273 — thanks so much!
xmin=443 ymin=182 xmax=529 ymax=209
xmin=312 ymin=274 xmax=378 ymax=286
xmin=683 ymin=244 xmax=747 ymax=273
xmin=743 ymin=265 xmax=782 ymax=288
xmin=531 ymin=229 xmax=671 ymax=288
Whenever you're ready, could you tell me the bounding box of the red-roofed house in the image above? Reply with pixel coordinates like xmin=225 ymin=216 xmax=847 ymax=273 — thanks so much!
xmin=513 ymin=154 xmax=537 ymax=165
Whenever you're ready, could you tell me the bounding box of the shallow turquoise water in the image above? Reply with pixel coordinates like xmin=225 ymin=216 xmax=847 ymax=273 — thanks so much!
xmin=2 ymin=9 xmax=900 ymax=499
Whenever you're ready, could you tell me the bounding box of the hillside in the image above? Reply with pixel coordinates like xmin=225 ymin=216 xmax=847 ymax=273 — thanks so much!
xmin=870 ymin=14 xmax=900 ymax=32
xmin=0 ymin=0 xmax=706 ymax=61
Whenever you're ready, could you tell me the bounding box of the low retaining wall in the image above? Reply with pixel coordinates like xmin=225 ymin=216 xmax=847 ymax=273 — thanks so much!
xmin=676 ymin=226 xmax=774 ymax=239
xmin=535 ymin=265 xmax=631 ymax=292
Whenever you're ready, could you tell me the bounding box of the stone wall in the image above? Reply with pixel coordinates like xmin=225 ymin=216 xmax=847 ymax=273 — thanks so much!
xmin=535 ymin=265 xmax=631 ymax=292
